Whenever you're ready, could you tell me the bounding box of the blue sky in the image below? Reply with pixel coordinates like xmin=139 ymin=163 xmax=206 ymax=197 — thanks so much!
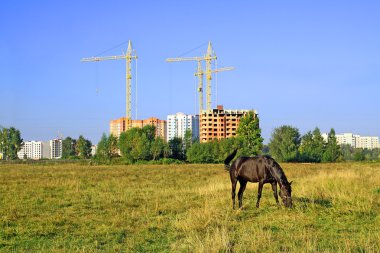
xmin=1 ymin=1 xmax=379 ymax=144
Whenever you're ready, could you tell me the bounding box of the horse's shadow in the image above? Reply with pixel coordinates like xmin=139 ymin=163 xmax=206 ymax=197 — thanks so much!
xmin=295 ymin=197 xmax=333 ymax=208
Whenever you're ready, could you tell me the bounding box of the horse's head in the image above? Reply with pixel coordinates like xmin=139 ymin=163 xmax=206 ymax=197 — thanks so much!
xmin=280 ymin=181 xmax=293 ymax=208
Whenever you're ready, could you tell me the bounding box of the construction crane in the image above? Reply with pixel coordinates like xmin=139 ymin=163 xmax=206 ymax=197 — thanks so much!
xmin=166 ymin=41 xmax=234 ymax=113
xmin=81 ymin=40 xmax=137 ymax=126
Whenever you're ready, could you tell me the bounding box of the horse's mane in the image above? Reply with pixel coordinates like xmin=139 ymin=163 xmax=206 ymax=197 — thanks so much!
xmin=264 ymin=156 xmax=290 ymax=187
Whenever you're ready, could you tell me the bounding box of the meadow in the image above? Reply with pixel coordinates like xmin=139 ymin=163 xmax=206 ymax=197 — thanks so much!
xmin=0 ymin=162 xmax=379 ymax=252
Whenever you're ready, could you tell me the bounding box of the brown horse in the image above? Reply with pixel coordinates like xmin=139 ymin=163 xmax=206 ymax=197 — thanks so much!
xmin=224 ymin=149 xmax=293 ymax=209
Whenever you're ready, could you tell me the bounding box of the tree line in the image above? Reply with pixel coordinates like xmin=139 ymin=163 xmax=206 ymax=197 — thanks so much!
xmin=94 ymin=125 xmax=191 ymax=164
xmin=2 ymin=118 xmax=379 ymax=163
xmin=268 ymin=126 xmax=340 ymax=162
xmin=89 ymin=112 xmax=380 ymax=164
xmin=62 ymin=135 xmax=92 ymax=159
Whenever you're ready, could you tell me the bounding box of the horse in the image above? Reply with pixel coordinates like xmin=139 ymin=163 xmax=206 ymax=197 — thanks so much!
xmin=224 ymin=149 xmax=293 ymax=209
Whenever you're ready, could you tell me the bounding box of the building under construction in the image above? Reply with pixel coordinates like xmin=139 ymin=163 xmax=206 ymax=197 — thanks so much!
xmin=199 ymin=105 xmax=257 ymax=143
xmin=110 ymin=117 xmax=167 ymax=140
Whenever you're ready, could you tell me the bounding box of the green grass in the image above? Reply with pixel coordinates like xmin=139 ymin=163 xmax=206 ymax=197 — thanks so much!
xmin=0 ymin=162 xmax=379 ymax=252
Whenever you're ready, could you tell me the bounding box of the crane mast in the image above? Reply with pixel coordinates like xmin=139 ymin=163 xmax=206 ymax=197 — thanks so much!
xmin=81 ymin=40 xmax=137 ymax=128
xmin=205 ymin=41 xmax=217 ymax=110
xmin=166 ymin=41 xmax=233 ymax=114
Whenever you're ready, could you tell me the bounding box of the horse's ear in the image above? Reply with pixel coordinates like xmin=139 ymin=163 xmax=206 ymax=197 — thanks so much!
xmin=289 ymin=181 xmax=293 ymax=185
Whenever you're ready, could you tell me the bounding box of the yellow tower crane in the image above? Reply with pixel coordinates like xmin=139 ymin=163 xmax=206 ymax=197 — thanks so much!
xmin=81 ymin=40 xmax=137 ymax=128
xmin=166 ymin=41 xmax=234 ymax=114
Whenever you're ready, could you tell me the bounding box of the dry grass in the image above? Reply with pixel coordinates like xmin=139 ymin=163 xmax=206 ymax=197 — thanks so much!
xmin=0 ymin=162 xmax=379 ymax=252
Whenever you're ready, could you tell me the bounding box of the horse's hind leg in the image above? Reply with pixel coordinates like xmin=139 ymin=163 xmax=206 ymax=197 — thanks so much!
xmin=256 ymin=181 xmax=263 ymax=208
xmin=238 ymin=180 xmax=247 ymax=208
xmin=231 ymin=180 xmax=237 ymax=209
xmin=271 ymin=182 xmax=279 ymax=205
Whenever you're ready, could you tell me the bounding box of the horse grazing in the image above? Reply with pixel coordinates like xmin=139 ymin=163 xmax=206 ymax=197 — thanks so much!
xmin=224 ymin=149 xmax=293 ymax=209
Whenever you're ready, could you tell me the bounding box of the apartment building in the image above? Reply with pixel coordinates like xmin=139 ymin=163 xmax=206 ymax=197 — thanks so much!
xmin=167 ymin=112 xmax=199 ymax=142
xmin=199 ymin=105 xmax=254 ymax=143
xmin=110 ymin=117 xmax=167 ymax=140
xmin=18 ymin=139 xmax=62 ymax=160
xmin=335 ymin=133 xmax=356 ymax=147
xmin=50 ymin=139 xmax=62 ymax=159
xmin=325 ymin=132 xmax=380 ymax=149
xmin=355 ymin=135 xmax=379 ymax=149
xmin=18 ymin=141 xmax=42 ymax=160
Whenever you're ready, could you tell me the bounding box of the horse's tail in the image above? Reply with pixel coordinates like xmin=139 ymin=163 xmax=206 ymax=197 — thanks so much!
xmin=224 ymin=148 xmax=238 ymax=171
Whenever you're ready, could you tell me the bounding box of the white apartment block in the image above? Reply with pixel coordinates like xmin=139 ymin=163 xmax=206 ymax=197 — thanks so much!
xmin=167 ymin=112 xmax=199 ymax=142
xmin=335 ymin=133 xmax=356 ymax=147
xmin=50 ymin=139 xmax=62 ymax=159
xmin=18 ymin=139 xmax=62 ymax=160
xmin=325 ymin=132 xmax=380 ymax=149
xmin=355 ymin=136 xmax=379 ymax=149
xmin=18 ymin=141 xmax=42 ymax=160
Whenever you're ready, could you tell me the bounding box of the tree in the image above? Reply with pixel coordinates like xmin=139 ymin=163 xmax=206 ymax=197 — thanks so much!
xmin=236 ymin=112 xmax=263 ymax=156
xmin=322 ymin=128 xmax=340 ymax=162
xmin=62 ymin=137 xmax=76 ymax=159
xmin=108 ymin=134 xmax=119 ymax=157
xmin=353 ymin=148 xmax=365 ymax=161
xmin=298 ymin=131 xmax=314 ymax=162
xmin=76 ymin=135 xmax=92 ymax=159
xmin=184 ymin=129 xmax=193 ymax=151
xmin=299 ymin=127 xmax=325 ymax=162
xmin=9 ymin=127 xmax=23 ymax=160
xmin=0 ymin=128 xmax=10 ymax=160
xmin=186 ymin=138 xmax=240 ymax=164
xmin=0 ymin=127 xmax=23 ymax=160
xmin=340 ymin=144 xmax=353 ymax=161
xmin=169 ymin=137 xmax=184 ymax=160
xmin=150 ymin=137 xmax=167 ymax=160
xmin=268 ymin=125 xmax=301 ymax=162
xmin=119 ymin=127 xmax=155 ymax=162
xmin=119 ymin=128 xmax=139 ymax=162
xmin=96 ymin=133 xmax=110 ymax=161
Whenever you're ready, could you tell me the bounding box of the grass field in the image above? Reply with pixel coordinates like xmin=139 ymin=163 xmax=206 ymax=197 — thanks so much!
xmin=0 ymin=162 xmax=380 ymax=252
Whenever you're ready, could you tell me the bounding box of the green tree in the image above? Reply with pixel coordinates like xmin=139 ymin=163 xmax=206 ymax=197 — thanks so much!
xmin=119 ymin=127 xmax=156 ymax=162
xmin=340 ymin=144 xmax=353 ymax=161
xmin=268 ymin=125 xmax=301 ymax=162
xmin=184 ymin=129 xmax=193 ymax=152
xmin=0 ymin=128 xmax=10 ymax=160
xmin=371 ymin=148 xmax=380 ymax=161
xmin=96 ymin=133 xmax=110 ymax=160
xmin=353 ymin=148 xmax=365 ymax=161
xmin=151 ymin=137 xmax=167 ymax=160
xmin=76 ymin=135 xmax=92 ymax=159
xmin=186 ymin=138 xmax=240 ymax=164
xmin=0 ymin=127 xmax=23 ymax=160
xmin=119 ymin=128 xmax=140 ymax=162
xmin=299 ymin=131 xmax=314 ymax=162
xmin=169 ymin=137 xmax=184 ymax=160
xmin=322 ymin=128 xmax=340 ymax=162
xmin=299 ymin=127 xmax=325 ymax=162
xmin=108 ymin=134 xmax=119 ymax=158
xmin=62 ymin=137 xmax=76 ymax=159
xmin=9 ymin=127 xmax=23 ymax=160
xmin=236 ymin=112 xmax=263 ymax=156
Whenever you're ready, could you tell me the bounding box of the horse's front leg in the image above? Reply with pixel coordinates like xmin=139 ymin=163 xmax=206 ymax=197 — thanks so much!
xmin=271 ymin=182 xmax=279 ymax=205
xmin=256 ymin=181 xmax=263 ymax=208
